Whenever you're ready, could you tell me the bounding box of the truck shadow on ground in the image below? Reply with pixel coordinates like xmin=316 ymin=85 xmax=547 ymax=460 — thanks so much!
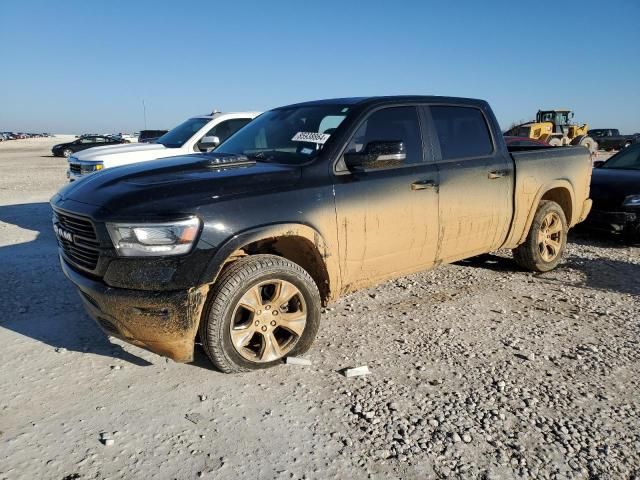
xmin=570 ymin=228 xmax=639 ymax=250
xmin=0 ymin=202 xmax=152 ymax=366
xmin=455 ymin=253 xmax=516 ymax=272
xmin=456 ymin=234 xmax=639 ymax=297
xmin=560 ymin=255 xmax=640 ymax=296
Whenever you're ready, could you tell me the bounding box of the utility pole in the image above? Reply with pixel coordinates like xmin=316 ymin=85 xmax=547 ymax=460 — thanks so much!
xmin=142 ymin=100 xmax=147 ymax=129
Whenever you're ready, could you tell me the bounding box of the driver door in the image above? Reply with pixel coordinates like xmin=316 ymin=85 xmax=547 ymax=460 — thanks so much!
xmin=333 ymin=106 xmax=440 ymax=289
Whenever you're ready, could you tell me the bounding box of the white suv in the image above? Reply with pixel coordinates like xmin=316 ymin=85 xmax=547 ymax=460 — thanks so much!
xmin=67 ymin=111 xmax=260 ymax=181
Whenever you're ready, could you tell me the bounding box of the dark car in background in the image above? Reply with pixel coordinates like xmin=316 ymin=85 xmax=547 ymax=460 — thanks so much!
xmin=52 ymin=135 xmax=126 ymax=158
xmin=138 ymin=129 xmax=168 ymax=143
xmin=586 ymin=143 xmax=640 ymax=240
xmin=588 ymin=129 xmax=639 ymax=151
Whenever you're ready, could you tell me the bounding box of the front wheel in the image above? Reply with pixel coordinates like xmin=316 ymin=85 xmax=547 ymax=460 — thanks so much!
xmin=512 ymin=200 xmax=568 ymax=272
xmin=199 ymin=254 xmax=321 ymax=373
xmin=63 ymin=148 xmax=73 ymax=158
xmin=579 ymin=136 xmax=598 ymax=155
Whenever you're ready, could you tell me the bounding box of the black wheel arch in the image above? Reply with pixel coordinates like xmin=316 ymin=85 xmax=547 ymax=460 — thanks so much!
xmin=198 ymin=223 xmax=333 ymax=304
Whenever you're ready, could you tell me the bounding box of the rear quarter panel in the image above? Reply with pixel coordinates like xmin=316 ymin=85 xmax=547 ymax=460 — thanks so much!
xmin=503 ymin=146 xmax=592 ymax=248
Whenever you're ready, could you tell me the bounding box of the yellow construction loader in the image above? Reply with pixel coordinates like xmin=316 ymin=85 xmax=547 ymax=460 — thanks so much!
xmin=506 ymin=110 xmax=598 ymax=154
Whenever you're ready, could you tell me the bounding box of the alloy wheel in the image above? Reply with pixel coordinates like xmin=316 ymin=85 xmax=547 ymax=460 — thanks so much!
xmin=537 ymin=212 xmax=563 ymax=262
xmin=229 ymin=279 xmax=307 ymax=363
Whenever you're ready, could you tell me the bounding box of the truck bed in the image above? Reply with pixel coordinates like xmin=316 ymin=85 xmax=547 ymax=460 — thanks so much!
xmin=503 ymin=145 xmax=593 ymax=248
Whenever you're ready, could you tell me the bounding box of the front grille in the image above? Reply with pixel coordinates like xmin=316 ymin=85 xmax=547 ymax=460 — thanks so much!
xmin=53 ymin=209 xmax=100 ymax=271
xmin=69 ymin=163 xmax=81 ymax=175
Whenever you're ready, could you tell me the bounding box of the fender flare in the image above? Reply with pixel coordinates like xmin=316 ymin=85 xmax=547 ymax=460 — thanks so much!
xmin=198 ymin=223 xmax=339 ymax=298
xmin=516 ymin=180 xmax=576 ymax=245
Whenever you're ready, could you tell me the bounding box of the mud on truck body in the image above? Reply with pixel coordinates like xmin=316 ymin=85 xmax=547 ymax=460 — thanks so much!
xmin=51 ymin=96 xmax=593 ymax=373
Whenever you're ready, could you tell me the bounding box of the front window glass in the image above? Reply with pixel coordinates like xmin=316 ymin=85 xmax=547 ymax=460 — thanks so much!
xmin=156 ymin=117 xmax=210 ymax=148
xmin=216 ymin=106 xmax=349 ymax=164
xmin=540 ymin=112 xmax=554 ymax=122
xmin=601 ymin=146 xmax=640 ymax=170
xmin=344 ymin=106 xmax=423 ymax=164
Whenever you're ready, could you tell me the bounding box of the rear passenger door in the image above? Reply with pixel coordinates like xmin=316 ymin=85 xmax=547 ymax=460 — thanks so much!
xmin=426 ymin=105 xmax=513 ymax=263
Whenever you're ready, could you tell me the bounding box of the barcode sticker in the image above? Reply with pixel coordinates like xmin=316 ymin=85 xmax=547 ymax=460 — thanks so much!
xmin=291 ymin=132 xmax=331 ymax=144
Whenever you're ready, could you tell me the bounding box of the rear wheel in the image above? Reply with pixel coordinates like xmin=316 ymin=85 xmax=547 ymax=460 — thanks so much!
xmin=624 ymin=142 xmax=632 ymax=148
xmin=199 ymin=254 xmax=321 ymax=373
xmin=512 ymin=200 xmax=567 ymax=272
xmin=547 ymin=137 xmax=563 ymax=147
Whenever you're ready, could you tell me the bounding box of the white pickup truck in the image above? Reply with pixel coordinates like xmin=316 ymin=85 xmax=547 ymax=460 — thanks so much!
xmin=67 ymin=111 xmax=260 ymax=181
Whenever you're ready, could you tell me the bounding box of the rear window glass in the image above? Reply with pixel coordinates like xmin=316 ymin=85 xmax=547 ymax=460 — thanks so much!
xmin=431 ymin=106 xmax=493 ymax=160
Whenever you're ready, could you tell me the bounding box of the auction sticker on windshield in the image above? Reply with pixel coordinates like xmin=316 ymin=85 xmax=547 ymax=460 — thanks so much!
xmin=291 ymin=132 xmax=331 ymax=144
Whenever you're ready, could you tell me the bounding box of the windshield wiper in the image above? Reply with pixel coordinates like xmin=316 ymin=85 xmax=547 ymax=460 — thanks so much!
xmin=245 ymin=151 xmax=275 ymax=162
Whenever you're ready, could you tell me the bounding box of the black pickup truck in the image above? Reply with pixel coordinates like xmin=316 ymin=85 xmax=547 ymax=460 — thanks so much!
xmin=588 ymin=129 xmax=639 ymax=151
xmin=51 ymin=96 xmax=593 ymax=373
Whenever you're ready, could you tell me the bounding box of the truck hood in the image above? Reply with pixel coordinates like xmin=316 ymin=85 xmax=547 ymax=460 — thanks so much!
xmin=71 ymin=142 xmax=176 ymax=162
xmin=54 ymin=153 xmax=302 ymax=217
xmin=590 ymin=168 xmax=640 ymax=209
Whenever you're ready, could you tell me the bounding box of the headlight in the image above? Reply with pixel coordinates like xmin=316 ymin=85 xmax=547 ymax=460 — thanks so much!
xmin=80 ymin=162 xmax=103 ymax=173
xmin=622 ymin=195 xmax=640 ymax=207
xmin=106 ymin=217 xmax=201 ymax=256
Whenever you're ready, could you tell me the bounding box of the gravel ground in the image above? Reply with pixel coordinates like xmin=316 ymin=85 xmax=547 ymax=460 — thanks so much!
xmin=0 ymin=138 xmax=638 ymax=480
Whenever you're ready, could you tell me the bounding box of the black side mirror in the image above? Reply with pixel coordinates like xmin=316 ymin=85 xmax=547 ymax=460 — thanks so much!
xmin=344 ymin=141 xmax=406 ymax=171
xmin=593 ymin=160 xmax=605 ymax=168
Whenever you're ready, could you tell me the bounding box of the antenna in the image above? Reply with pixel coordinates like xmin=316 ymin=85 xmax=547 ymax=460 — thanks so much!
xmin=142 ymin=100 xmax=148 ymax=129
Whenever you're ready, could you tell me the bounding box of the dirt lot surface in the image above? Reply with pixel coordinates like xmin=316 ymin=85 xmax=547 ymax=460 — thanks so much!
xmin=1 ymin=138 xmax=638 ymax=480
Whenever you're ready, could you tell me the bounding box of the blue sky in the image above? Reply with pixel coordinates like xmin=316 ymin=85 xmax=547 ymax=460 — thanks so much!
xmin=1 ymin=0 xmax=638 ymax=134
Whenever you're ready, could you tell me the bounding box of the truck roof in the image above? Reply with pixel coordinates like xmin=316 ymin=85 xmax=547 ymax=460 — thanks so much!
xmin=278 ymin=95 xmax=488 ymax=109
xmin=194 ymin=111 xmax=262 ymax=120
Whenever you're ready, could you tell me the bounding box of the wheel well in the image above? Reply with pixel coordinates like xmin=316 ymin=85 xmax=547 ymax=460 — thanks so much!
xmin=540 ymin=187 xmax=572 ymax=224
xmin=226 ymin=236 xmax=331 ymax=305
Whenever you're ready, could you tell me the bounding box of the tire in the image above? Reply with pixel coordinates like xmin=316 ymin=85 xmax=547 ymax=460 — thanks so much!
xmin=624 ymin=142 xmax=632 ymax=148
xmin=547 ymin=137 xmax=563 ymax=147
xmin=63 ymin=148 xmax=73 ymax=158
xmin=512 ymin=200 xmax=568 ymax=272
xmin=578 ymin=136 xmax=598 ymax=155
xmin=199 ymin=254 xmax=321 ymax=373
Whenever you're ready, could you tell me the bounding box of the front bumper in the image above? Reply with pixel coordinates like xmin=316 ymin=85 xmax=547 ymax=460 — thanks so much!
xmin=61 ymin=257 xmax=209 ymax=362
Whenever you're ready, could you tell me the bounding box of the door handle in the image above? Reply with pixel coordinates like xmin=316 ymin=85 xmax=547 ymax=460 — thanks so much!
xmin=411 ymin=180 xmax=439 ymax=190
xmin=488 ymin=170 xmax=508 ymax=179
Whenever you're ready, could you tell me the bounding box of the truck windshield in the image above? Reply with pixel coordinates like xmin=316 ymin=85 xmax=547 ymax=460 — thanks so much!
xmin=215 ymin=105 xmax=349 ymax=164
xmin=156 ymin=117 xmax=210 ymax=148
